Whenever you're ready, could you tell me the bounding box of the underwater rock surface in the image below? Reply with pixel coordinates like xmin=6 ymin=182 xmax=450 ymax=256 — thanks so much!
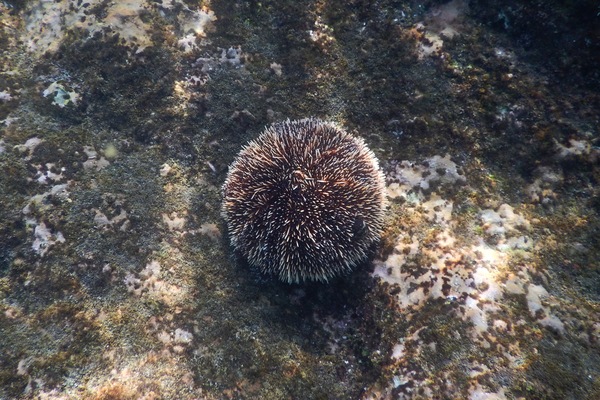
xmin=0 ymin=0 xmax=598 ymax=399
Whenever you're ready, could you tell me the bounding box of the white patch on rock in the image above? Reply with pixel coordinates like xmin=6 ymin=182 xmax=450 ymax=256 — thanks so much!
xmin=14 ymin=137 xmax=43 ymax=159
xmin=469 ymin=383 xmax=507 ymax=400
xmin=43 ymin=82 xmax=80 ymax=107
xmin=372 ymin=154 xmax=566 ymax=397
xmin=31 ymin=221 xmax=65 ymax=256
xmin=0 ymin=90 xmax=13 ymax=102
xmin=82 ymin=146 xmax=110 ymax=170
xmin=173 ymin=328 xmax=193 ymax=344
xmin=22 ymin=183 xmax=70 ymax=215
xmin=23 ymin=0 xmax=217 ymax=55
xmin=162 ymin=212 xmax=186 ymax=231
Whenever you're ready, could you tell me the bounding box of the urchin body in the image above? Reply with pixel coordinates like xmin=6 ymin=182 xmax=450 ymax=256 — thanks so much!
xmin=222 ymin=118 xmax=386 ymax=283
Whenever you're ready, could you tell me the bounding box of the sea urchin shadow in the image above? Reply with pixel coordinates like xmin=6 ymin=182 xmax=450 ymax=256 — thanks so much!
xmin=222 ymin=118 xmax=386 ymax=284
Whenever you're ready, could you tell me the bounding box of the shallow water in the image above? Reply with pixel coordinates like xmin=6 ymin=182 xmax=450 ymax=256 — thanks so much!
xmin=0 ymin=1 xmax=598 ymax=399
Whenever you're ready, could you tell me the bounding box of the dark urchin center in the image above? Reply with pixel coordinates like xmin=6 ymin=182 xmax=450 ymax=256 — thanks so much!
xmin=258 ymin=146 xmax=371 ymax=280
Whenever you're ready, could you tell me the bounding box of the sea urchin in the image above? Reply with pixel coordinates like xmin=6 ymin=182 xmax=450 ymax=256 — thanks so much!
xmin=222 ymin=118 xmax=386 ymax=283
